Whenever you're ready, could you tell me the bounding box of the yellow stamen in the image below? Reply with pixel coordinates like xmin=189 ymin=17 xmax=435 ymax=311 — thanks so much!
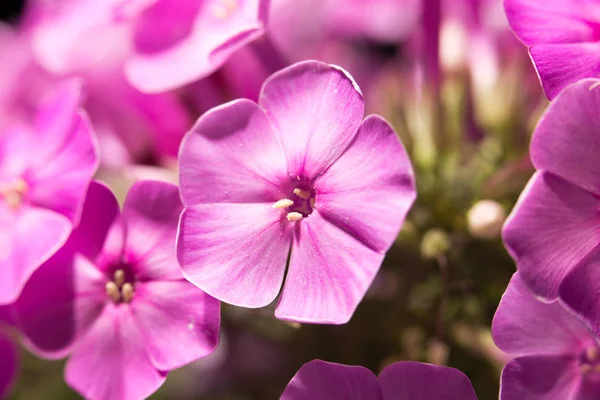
xmin=293 ymin=188 xmax=311 ymax=200
xmin=273 ymin=199 xmax=294 ymax=209
xmin=105 ymin=282 xmax=120 ymax=303
xmin=212 ymin=0 xmax=238 ymax=18
xmin=587 ymin=347 xmax=598 ymax=362
xmin=113 ymin=269 xmax=125 ymax=288
xmin=122 ymin=283 xmax=135 ymax=303
xmin=286 ymin=212 xmax=303 ymax=221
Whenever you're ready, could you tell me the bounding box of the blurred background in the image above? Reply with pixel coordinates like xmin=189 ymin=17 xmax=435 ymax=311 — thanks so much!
xmin=0 ymin=0 xmax=546 ymax=398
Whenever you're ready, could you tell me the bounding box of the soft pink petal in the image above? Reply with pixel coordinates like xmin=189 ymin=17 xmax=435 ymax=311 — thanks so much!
xmin=0 ymin=333 xmax=18 ymax=399
xmin=132 ymin=280 xmax=220 ymax=370
xmin=280 ymin=359 xmax=382 ymax=400
xmin=259 ymin=61 xmax=365 ymax=179
xmin=275 ymin=211 xmax=383 ymax=324
xmin=179 ymin=99 xmax=288 ymax=205
xmin=66 ymin=305 xmax=166 ymax=400
xmin=492 ymin=273 xmax=591 ymax=357
xmin=122 ymin=180 xmax=183 ymax=281
xmin=502 ymin=171 xmax=600 ymax=300
xmin=315 ymin=115 xmax=415 ymax=253
xmin=178 ymin=203 xmax=293 ymax=308
xmin=379 ymin=362 xmax=477 ymax=400
xmin=531 ymin=78 xmax=600 ymax=196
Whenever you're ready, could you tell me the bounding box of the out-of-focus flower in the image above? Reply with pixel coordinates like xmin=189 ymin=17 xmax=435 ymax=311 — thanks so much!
xmin=28 ymin=0 xmax=269 ymax=93
xmin=14 ymin=181 xmax=220 ymax=400
xmin=0 ymin=82 xmax=98 ymax=305
xmin=504 ymin=0 xmax=600 ymax=100
xmin=280 ymin=359 xmax=477 ymax=399
xmin=492 ymin=273 xmax=600 ymax=399
xmin=0 ymin=332 xmax=18 ymax=399
xmin=467 ymin=200 xmax=506 ymax=239
xmin=503 ymin=79 xmax=600 ymax=300
xmin=178 ymin=61 xmax=416 ymax=324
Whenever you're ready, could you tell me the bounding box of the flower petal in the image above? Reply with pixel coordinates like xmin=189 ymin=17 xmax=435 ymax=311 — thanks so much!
xmin=122 ymin=180 xmax=183 ymax=281
xmin=315 ymin=115 xmax=415 ymax=253
xmin=132 ymin=280 xmax=220 ymax=370
xmin=280 ymin=359 xmax=382 ymax=400
xmin=179 ymin=99 xmax=288 ymax=206
xmin=0 ymin=333 xmax=18 ymax=399
xmin=500 ymin=355 xmax=580 ymax=400
xmin=178 ymin=203 xmax=292 ymax=308
xmin=275 ymin=211 xmax=383 ymax=324
xmin=502 ymin=171 xmax=600 ymax=300
xmin=66 ymin=305 xmax=166 ymax=400
xmin=379 ymin=362 xmax=477 ymax=400
xmin=531 ymin=78 xmax=600 ymax=195
xmin=492 ymin=273 xmax=591 ymax=357
xmin=259 ymin=61 xmax=365 ymax=179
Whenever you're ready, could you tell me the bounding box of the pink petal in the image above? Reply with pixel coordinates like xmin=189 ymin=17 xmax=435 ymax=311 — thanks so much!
xmin=179 ymin=99 xmax=288 ymax=205
xmin=0 ymin=205 xmax=71 ymax=305
xmin=66 ymin=305 xmax=166 ymax=400
xmin=492 ymin=273 xmax=591 ymax=357
xmin=0 ymin=333 xmax=18 ymax=399
xmin=122 ymin=180 xmax=183 ymax=281
xmin=502 ymin=171 xmax=600 ymax=300
xmin=131 ymin=280 xmax=220 ymax=370
xmin=379 ymin=362 xmax=477 ymax=400
xmin=178 ymin=203 xmax=292 ymax=308
xmin=529 ymin=43 xmax=600 ymax=100
xmin=315 ymin=115 xmax=415 ymax=253
xmin=275 ymin=211 xmax=384 ymax=324
xmin=280 ymin=359 xmax=382 ymax=400
xmin=125 ymin=0 xmax=269 ymax=92
xmin=259 ymin=61 xmax=365 ymax=179
xmin=531 ymin=78 xmax=600 ymax=196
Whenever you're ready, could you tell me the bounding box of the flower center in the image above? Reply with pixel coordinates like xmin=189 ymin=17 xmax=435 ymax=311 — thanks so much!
xmin=580 ymin=346 xmax=600 ymax=377
xmin=105 ymin=268 xmax=136 ymax=304
xmin=0 ymin=179 xmax=28 ymax=210
xmin=272 ymin=181 xmax=316 ymax=222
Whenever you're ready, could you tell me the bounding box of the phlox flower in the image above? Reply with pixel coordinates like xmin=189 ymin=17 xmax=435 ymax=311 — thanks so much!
xmin=493 ymin=273 xmax=600 ymax=399
xmin=502 ymin=79 xmax=600 ymax=300
xmin=14 ymin=181 xmax=221 ymax=400
xmin=178 ymin=60 xmax=416 ymax=324
xmin=280 ymin=359 xmax=477 ymax=399
xmin=0 ymin=81 xmax=98 ymax=305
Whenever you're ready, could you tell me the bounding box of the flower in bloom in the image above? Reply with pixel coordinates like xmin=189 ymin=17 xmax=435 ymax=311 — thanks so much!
xmin=178 ymin=60 xmax=416 ymax=324
xmin=29 ymin=0 xmax=269 ymax=93
xmin=492 ymin=272 xmax=600 ymax=399
xmin=0 ymin=332 xmax=18 ymax=399
xmin=14 ymin=181 xmax=221 ymax=400
xmin=504 ymin=0 xmax=600 ymax=99
xmin=502 ymin=79 xmax=600 ymax=300
xmin=280 ymin=359 xmax=477 ymax=399
xmin=0 ymin=81 xmax=98 ymax=305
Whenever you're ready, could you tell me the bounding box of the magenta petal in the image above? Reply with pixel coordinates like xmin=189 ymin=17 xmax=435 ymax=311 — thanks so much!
xmin=500 ymin=356 xmax=580 ymax=400
xmin=531 ymin=78 xmax=600 ymax=195
xmin=0 ymin=333 xmax=18 ymax=399
xmin=275 ymin=212 xmax=384 ymax=324
xmin=178 ymin=203 xmax=293 ymax=308
xmin=122 ymin=181 xmax=183 ymax=281
xmin=280 ymin=359 xmax=382 ymax=400
xmin=0 ymin=205 xmax=71 ymax=305
xmin=132 ymin=280 xmax=220 ymax=370
xmin=315 ymin=115 xmax=415 ymax=253
xmin=492 ymin=273 xmax=590 ymax=357
xmin=66 ymin=305 xmax=166 ymax=400
xmin=378 ymin=362 xmax=477 ymax=400
xmin=179 ymin=99 xmax=288 ymax=205
xmin=502 ymin=172 xmax=600 ymax=300
xmin=259 ymin=61 xmax=365 ymax=179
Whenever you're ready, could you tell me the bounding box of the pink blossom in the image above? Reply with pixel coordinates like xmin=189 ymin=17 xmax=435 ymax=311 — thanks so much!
xmin=178 ymin=61 xmax=416 ymax=324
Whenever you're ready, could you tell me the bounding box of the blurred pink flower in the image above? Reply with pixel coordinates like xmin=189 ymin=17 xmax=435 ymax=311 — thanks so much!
xmin=0 ymin=81 xmax=98 ymax=305
xmin=178 ymin=61 xmax=416 ymax=324
xmin=14 ymin=181 xmax=221 ymax=400
xmin=0 ymin=332 xmax=18 ymax=399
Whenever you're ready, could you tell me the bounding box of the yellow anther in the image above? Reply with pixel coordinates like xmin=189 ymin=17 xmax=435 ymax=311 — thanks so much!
xmin=293 ymin=188 xmax=311 ymax=200
xmin=113 ymin=269 xmax=125 ymax=288
xmin=122 ymin=283 xmax=135 ymax=303
xmin=105 ymin=281 xmax=120 ymax=303
xmin=587 ymin=347 xmax=598 ymax=362
xmin=273 ymin=199 xmax=294 ymax=209
xmin=212 ymin=0 xmax=238 ymax=18
xmin=286 ymin=212 xmax=303 ymax=221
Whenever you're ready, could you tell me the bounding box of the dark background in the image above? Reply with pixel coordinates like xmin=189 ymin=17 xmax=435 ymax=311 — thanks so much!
xmin=0 ymin=0 xmax=25 ymax=23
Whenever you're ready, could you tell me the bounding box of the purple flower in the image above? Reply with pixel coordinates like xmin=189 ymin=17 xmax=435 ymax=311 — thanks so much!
xmin=14 ymin=181 xmax=221 ymax=400
xmin=504 ymin=0 xmax=600 ymax=99
xmin=177 ymin=60 xmax=416 ymax=324
xmin=0 ymin=81 xmax=98 ymax=305
xmin=29 ymin=0 xmax=269 ymax=93
xmin=492 ymin=273 xmax=600 ymax=399
xmin=280 ymin=359 xmax=477 ymax=399
xmin=502 ymin=79 xmax=600 ymax=300
xmin=0 ymin=332 xmax=18 ymax=399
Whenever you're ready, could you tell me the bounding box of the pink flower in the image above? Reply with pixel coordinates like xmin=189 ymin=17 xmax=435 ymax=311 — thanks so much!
xmin=178 ymin=60 xmax=416 ymax=324
xmin=0 ymin=81 xmax=98 ymax=305
xmin=0 ymin=332 xmax=18 ymax=399
xmin=280 ymin=359 xmax=477 ymax=399
xmin=14 ymin=181 xmax=221 ymax=400
xmin=29 ymin=0 xmax=270 ymax=93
